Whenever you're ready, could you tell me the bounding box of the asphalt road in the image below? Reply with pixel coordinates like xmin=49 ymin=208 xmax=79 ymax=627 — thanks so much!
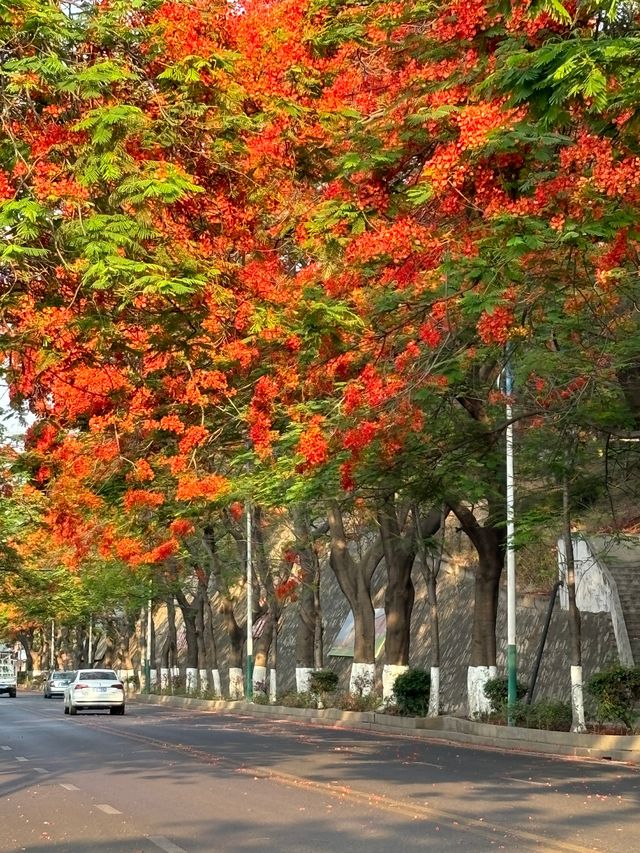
xmin=0 ymin=693 xmax=638 ymax=853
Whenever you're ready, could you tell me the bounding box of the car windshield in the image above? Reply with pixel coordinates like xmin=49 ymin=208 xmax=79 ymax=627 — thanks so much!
xmin=79 ymin=671 xmax=117 ymax=681
xmin=56 ymin=673 xmax=76 ymax=682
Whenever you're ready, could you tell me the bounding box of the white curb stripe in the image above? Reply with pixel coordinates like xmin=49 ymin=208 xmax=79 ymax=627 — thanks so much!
xmin=149 ymin=836 xmax=187 ymax=853
xmin=15 ymin=756 xmax=28 ymax=762
xmin=96 ymin=804 xmax=121 ymax=814
xmin=33 ymin=767 xmax=48 ymax=774
xmin=60 ymin=783 xmax=79 ymax=791
xmin=1 ymin=745 xmax=11 ymax=750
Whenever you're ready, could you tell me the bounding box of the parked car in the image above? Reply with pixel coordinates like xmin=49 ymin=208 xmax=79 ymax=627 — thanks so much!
xmin=63 ymin=669 xmax=125 ymax=716
xmin=44 ymin=671 xmax=76 ymax=699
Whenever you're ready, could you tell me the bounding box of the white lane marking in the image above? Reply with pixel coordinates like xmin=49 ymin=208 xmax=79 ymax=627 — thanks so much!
xmin=149 ymin=836 xmax=187 ymax=853
xmin=15 ymin=756 xmax=28 ymax=762
xmin=502 ymin=776 xmax=551 ymax=787
xmin=33 ymin=767 xmax=48 ymax=774
xmin=96 ymin=804 xmax=121 ymax=815
xmin=60 ymin=783 xmax=79 ymax=791
xmin=1 ymin=745 xmax=11 ymax=751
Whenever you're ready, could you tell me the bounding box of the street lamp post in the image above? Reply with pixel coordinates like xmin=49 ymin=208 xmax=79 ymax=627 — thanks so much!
xmin=145 ymin=583 xmax=152 ymax=693
xmin=505 ymin=357 xmax=517 ymax=725
xmin=245 ymin=502 xmax=253 ymax=701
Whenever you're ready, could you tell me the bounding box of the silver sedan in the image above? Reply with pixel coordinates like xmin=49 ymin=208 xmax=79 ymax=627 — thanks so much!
xmin=44 ymin=670 xmax=76 ymax=698
xmin=63 ymin=669 xmax=125 ymax=716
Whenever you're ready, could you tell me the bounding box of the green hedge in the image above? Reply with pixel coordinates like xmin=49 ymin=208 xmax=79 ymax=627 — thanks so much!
xmin=587 ymin=665 xmax=640 ymax=727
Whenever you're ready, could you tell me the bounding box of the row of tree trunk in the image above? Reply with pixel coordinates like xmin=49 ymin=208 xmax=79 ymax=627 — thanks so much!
xmin=19 ymin=493 xmax=583 ymax=724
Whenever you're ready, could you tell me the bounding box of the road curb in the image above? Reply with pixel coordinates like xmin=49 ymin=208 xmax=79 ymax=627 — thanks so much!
xmin=134 ymin=693 xmax=640 ymax=765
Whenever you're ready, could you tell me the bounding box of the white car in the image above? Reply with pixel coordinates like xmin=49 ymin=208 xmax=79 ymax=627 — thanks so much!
xmin=63 ymin=669 xmax=125 ymax=716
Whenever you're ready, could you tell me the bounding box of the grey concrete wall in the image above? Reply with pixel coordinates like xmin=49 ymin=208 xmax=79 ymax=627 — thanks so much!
xmin=149 ymin=551 xmax=619 ymax=714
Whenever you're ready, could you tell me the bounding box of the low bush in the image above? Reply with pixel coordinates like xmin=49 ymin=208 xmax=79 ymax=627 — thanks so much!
xmin=483 ymin=676 xmax=527 ymax=715
xmin=392 ymin=668 xmax=431 ymax=716
xmin=524 ymin=699 xmax=572 ymax=731
xmin=486 ymin=698 xmax=572 ymax=731
xmin=587 ymin=665 xmax=640 ymax=727
xmin=277 ymin=690 xmax=317 ymax=709
xmin=309 ymin=669 xmax=339 ymax=697
xmin=334 ymin=690 xmax=381 ymax=712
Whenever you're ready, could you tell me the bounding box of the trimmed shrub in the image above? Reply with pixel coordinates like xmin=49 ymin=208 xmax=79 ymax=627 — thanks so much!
xmin=309 ymin=669 xmax=339 ymax=696
xmin=392 ymin=668 xmax=431 ymax=716
xmin=277 ymin=690 xmax=317 ymax=709
xmin=525 ymin=700 xmax=572 ymax=731
xmin=587 ymin=665 xmax=640 ymax=727
xmin=483 ymin=676 xmax=527 ymax=715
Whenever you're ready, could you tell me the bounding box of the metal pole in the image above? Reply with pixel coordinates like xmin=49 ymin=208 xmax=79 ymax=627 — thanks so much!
xmin=88 ymin=616 xmax=93 ymax=666
xmin=50 ymin=620 xmax=55 ymax=670
xmin=145 ymin=583 xmax=152 ymax=693
xmin=246 ymin=503 xmax=253 ymax=701
xmin=526 ymin=581 xmax=561 ymax=704
xmin=505 ymin=357 xmax=517 ymax=725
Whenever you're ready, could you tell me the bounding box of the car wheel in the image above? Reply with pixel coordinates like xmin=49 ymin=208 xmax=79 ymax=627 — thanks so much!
xmin=110 ymin=706 xmax=125 ymax=715
xmin=9 ymin=690 xmax=16 ymax=698
xmin=69 ymin=705 xmax=77 ymax=716
xmin=64 ymin=705 xmax=69 ymax=715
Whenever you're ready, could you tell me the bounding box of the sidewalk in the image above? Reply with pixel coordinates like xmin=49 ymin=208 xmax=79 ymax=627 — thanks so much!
xmin=135 ymin=693 xmax=640 ymax=765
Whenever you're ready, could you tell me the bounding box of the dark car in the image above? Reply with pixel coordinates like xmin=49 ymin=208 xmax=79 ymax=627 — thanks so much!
xmin=44 ymin=671 xmax=76 ymax=698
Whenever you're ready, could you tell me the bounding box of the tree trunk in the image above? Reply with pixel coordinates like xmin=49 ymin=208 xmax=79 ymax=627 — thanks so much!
xmin=379 ymin=497 xmax=415 ymax=668
xmin=16 ymin=629 xmax=33 ymax=672
xmin=314 ymin=567 xmax=323 ymax=670
xmin=415 ymin=504 xmax=447 ymax=717
xmin=452 ymin=503 xmax=505 ymax=717
xmin=293 ymin=508 xmax=323 ymax=692
xmin=268 ymin=604 xmax=278 ymax=703
xmin=176 ymin=589 xmax=199 ymax=693
xmin=36 ymin=627 xmax=48 ymax=674
xmin=251 ymin=504 xmax=280 ymax=698
xmin=379 ymin=496 xmax=414 ymax=702
xmin=562 ymin=470 xmax=586 ymax=732
xmin=204 ymin=526 xmax=244 ymax=698
xmin=379 ymin=499 xmax=442 ymax=702
xmin=73 ymin=625 xmax=87 ymax=669
xmin=194 ymin=586 xmax=208 ymax=691
xmin=328 ymin=501 xmax=383 ymax=695
xmin=203 ymin=594 xmax=221 ymax=696
xmin=161 ymin=597 xmax=178 ymax=689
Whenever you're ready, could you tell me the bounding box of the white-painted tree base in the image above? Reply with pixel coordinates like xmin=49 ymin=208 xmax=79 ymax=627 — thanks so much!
xmin=185 ymin=668 xmax=198 ymax=694
xmin=467 ymin=665 xmax=497 ymax=718
xmin=269 ymin=668 xmax=277 ymax=704
xmin=349 ymin=662 xmax=375 ymax=696
xmin=150 ymin=670 xmax=158 ymax=687
xmin=570 ymin=664 xmax=587 ymax=733
xmin=428 ymin=666 xmax=440 ymax=717
xmin=382 ymin=664 xmax=409 ymax=702
xmin=228 ymin=667 xmax=244 ymax=699
xmin=296 ymin=667 xmax=314 ymax=694
xmin=252 ymin=664 xmax=267 ymax=694
xmin=117 ymin=668 xmax=133 ymax=683
xmin=198 ymin=669 xmax=209 ymax=692
xmin=160 ymin=668 xmax=170 ymax=690
xmin=171 ymin=666 xmax=180 ymax=679
xmin=211 ymin=669 xmax=221 ymax=697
